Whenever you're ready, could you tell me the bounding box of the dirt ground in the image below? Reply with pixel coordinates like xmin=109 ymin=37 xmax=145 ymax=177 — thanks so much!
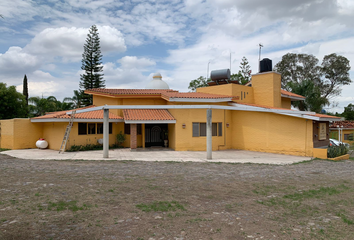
xmin=1 ymin=154 xmax=354 ymax=240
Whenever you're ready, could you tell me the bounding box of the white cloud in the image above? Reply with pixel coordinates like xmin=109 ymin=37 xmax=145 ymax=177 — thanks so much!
xmin=25 ymin=26 xmax=126 ymax=62
xmin=0 ymin=47 xmax=41 ymax=76
xmin=117 ymin=56 xmax=156 ymax=70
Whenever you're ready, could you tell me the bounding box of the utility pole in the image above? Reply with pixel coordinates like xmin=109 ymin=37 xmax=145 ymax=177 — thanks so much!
xmin=258 ymin=43 xmax=263 ymax=73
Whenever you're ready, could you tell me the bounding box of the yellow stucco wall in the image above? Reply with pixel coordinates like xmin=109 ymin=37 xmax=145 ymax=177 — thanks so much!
xmin=231 ymin=111 xmax=313 ymax=156
xmin=41 ymin=122 xmax=126 ymax=150
xmin=0 ymin=119 xmax=43 ymax=149
xmin=0 ymin=120 xmax=14 ymax=149
xmin=281 ymin=98 xmax=292 ymax=109
xmin=313 ymin=148 xmax=328 ymax=159
xmin=197 ymin=84 xmax=254 ymax=104
xmin=169 ymin=108 xmax=228 ymax=151
xmin=252 ymin=72 xmax=282 ymax=108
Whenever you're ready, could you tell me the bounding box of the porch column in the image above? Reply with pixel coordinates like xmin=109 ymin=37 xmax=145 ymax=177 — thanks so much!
xmin=103 ymin=109 xmax=109 ymax=158
xmin=130 ymin=123 xmax=137 ymax=150
xmin=206 ymin=108 xmax=212 ymax=160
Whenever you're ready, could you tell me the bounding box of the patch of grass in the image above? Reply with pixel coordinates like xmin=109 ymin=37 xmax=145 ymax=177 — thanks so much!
xmin=186 ymin=218 xmax=213 ymax=223
xmin=136 ymin=201 xmax=185 ymax=212
xmin=1 ymin=219 xmax=7 ymax=222
xmin=35 ymin=193 xmax=43 ymax=197
xmin=46 ymin=201 xmax=91 ymax=212
xmin=283 ymin=185 xmax=349 ymax=201
xmin=337 ymin=213 xmax=354 ymax=225
xmin=0 ymin=148 xmax=11 ymax=152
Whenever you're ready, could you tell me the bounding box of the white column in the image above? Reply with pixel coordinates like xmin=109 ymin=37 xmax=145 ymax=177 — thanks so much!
xmin=103 ymin=109 xmax=109 ymax=158
xmin=207 ymin=108 xmax=212 ymax=160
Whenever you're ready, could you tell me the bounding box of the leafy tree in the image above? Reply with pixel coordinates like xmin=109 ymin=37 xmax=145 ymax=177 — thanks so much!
xmin=0 ymin=83 xmax=27 ymax=119
xmin=287 ymin=80 xmax=328 ymax=112
xmin=188 ymin=76 xmax=208 ymax=92
xmin=342 ymin=103 xmax=354 ymax=120
xmin=239 ymin=56 xmax=251 ymax=85
xmin=28 ymin=96 xmax=58 ymax=117
xmin=274 ymin=53 xmax=351 ymax=112
xmin=54 ymin=99 xmax=74 ymax=111
xmin=320 ymin=53 xmax=351 ymax=98
xmin=79 ymin=25 xmax=104 ymax=106
xmin=23 ymin=74 xmax=29 ymax=117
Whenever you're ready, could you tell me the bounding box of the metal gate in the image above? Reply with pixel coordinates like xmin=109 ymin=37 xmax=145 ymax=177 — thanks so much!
xmin=145 ymin=124 xmax=167 ymax=147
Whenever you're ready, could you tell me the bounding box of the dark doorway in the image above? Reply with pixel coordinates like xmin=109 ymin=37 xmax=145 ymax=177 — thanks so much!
xmin=145 ymin=124 xmax=168 ymax=147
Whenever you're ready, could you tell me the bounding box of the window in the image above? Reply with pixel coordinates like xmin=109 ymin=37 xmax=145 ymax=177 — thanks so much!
xmin=192 ymin=123 xmax=199 ymax=137
xmin=124 ymin=123 xmax=141 ymax=135
xmin=78 ymin=123 xmax=112 ymax=135
xmin=109 ymin=123 xmax=112 ymax=134
xmin=200 ymin=123 xmax=206 ymax=136
xmin=212 ymin=123 xmax=217 ymax=136
xmin=88 ymin=123 xmax=96 ymax=134
xmin=78 ymin=123 xmax=87 ymax=135
xmin=344 ymin=133 xmax=353 ymax=140
xmin=218 ymin=122 xmax=222 ymax=136
xmin=97 ymin=123 xmax=103 ymax=134
xmin=192 ymin=122 xmax=222 ymax=137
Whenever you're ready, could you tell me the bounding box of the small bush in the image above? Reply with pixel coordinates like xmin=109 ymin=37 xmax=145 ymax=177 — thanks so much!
xmin=67 ymin=143 xmax=122 ymax=152
xmin=327 ymin=144 xmax=348 ymax=158
xmin=116 ymin=131 xmax=126 ymax=147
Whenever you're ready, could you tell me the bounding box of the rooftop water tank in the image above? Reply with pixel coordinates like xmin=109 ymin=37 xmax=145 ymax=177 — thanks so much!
xmin=210 ymin=69 xmax=231 ymax=81
xmin=260 ymin=58 xmax=272 ymax=73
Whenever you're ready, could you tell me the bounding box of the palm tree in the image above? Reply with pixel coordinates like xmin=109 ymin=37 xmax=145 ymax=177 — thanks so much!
xmin=28 ymin=96 xmax=58 ymax=117
xmin=65 ymin=90 xmax=84 ymax=109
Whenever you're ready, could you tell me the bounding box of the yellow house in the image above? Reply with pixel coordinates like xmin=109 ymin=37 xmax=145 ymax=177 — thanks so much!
xmin=329 ymin=121 xmax=354 ymax=144
xmin=0 ymin=71 xmax=340 ymax=158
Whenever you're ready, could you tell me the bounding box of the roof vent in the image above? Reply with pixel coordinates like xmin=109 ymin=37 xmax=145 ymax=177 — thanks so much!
xmin=259 ymin=58 xmax=272 ymax=73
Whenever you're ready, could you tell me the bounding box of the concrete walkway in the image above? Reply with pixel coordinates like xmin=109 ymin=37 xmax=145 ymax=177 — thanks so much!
xmin=1 ymin=148 xmax=312 ymax=165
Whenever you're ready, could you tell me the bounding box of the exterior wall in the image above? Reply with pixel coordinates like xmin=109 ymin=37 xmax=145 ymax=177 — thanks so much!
xmin=168 ymin=123 xmax=176 ymax=149
xmin=93 ymin=96 xmax=120 ymax=116
xmin=196 ymin=84 xmax=254 ymax=104
xmin=169 ymin=108 xmax=228 ymax=151
xmin=330 ymin=128 xmax=354 ymax=144
xmin=252 ymin=72 xmax=282 ymax=108
xmin=312 ymin=121 xmax=329 ymax=148
xmin=313 ymin=148 xmax=328 ymax=159
xmin=281 ymin=98 xmax=292 ymax=109
xmin=0 ymin=119 xmax=43 ymax=149
xmin=41 ymin=122 xmax=124 ymax=150
xmin=231 ymin=111 xmax=313 ymax=156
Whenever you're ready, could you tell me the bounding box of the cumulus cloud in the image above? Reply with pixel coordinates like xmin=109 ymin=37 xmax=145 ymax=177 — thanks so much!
xmin=25 ymin=26 xmax=126 ymax=62
xmin=0 ymin=47 xmax=41 ymax=76
xmin=117 ymin=56 xmax=156 ymax=70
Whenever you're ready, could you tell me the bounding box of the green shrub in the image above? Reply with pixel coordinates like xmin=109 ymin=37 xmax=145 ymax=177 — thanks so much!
xmin=67 ymin=143 xmax=122 ymax=152
xmin=327 ymin=144 xmax=348 ymax=158
xmin=116 ymin=131 xmax=126 ymax=147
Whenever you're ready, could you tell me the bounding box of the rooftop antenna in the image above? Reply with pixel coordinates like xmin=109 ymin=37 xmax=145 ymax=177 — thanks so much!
xmin=207 ymin=61 xmax=210 ymax=82
xmin=258 ymin=43 xmax=263 ymax=73
xmin=230 ymin=51 xmax=231 ymax=74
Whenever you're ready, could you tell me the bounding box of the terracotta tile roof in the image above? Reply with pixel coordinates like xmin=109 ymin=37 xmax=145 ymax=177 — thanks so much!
xmin=330 ymin=120 xmax=354 ymax=128
xmin=310 ymin=113 xmax=340 ymax=119
xmin=281 ymin=90 xmax=306 ymax=99
xmin=85 ymin=88 xmax=233 ymax=101
xmin=162 ymin=92 xmax=233 ymax=99
xmin=85 ymin=88 xmax=178 ymax=96
xmin=32 ymin=106 xmax=122 ymax=120
xmin=123 ymin=109 xmax=175 ymax=121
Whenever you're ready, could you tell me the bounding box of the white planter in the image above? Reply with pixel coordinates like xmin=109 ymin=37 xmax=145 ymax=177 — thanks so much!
xmin=36 ymin=139 xmax=48 ymax=149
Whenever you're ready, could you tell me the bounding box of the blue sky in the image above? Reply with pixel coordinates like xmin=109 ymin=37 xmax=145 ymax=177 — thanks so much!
xmin=0 ymin=0 xmax=354 ymax=113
